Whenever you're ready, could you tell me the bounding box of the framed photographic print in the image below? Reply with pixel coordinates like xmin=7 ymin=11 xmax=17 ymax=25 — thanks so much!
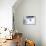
xmin=23 ymin=16 xmax=36 ymax=25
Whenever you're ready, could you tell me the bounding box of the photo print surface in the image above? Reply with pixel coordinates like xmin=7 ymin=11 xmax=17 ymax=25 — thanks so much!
xmin=23 ymin=16 xmax=36 ymax=25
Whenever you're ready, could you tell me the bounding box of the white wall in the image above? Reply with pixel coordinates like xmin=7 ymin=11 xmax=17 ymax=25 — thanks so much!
xmin=13 ymin=0 xmax=41 ymax=46
xmin=41 ymin=0 xmax=46 ymax=46
xmin=0 ymin=0 xmax=16 ymax=30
